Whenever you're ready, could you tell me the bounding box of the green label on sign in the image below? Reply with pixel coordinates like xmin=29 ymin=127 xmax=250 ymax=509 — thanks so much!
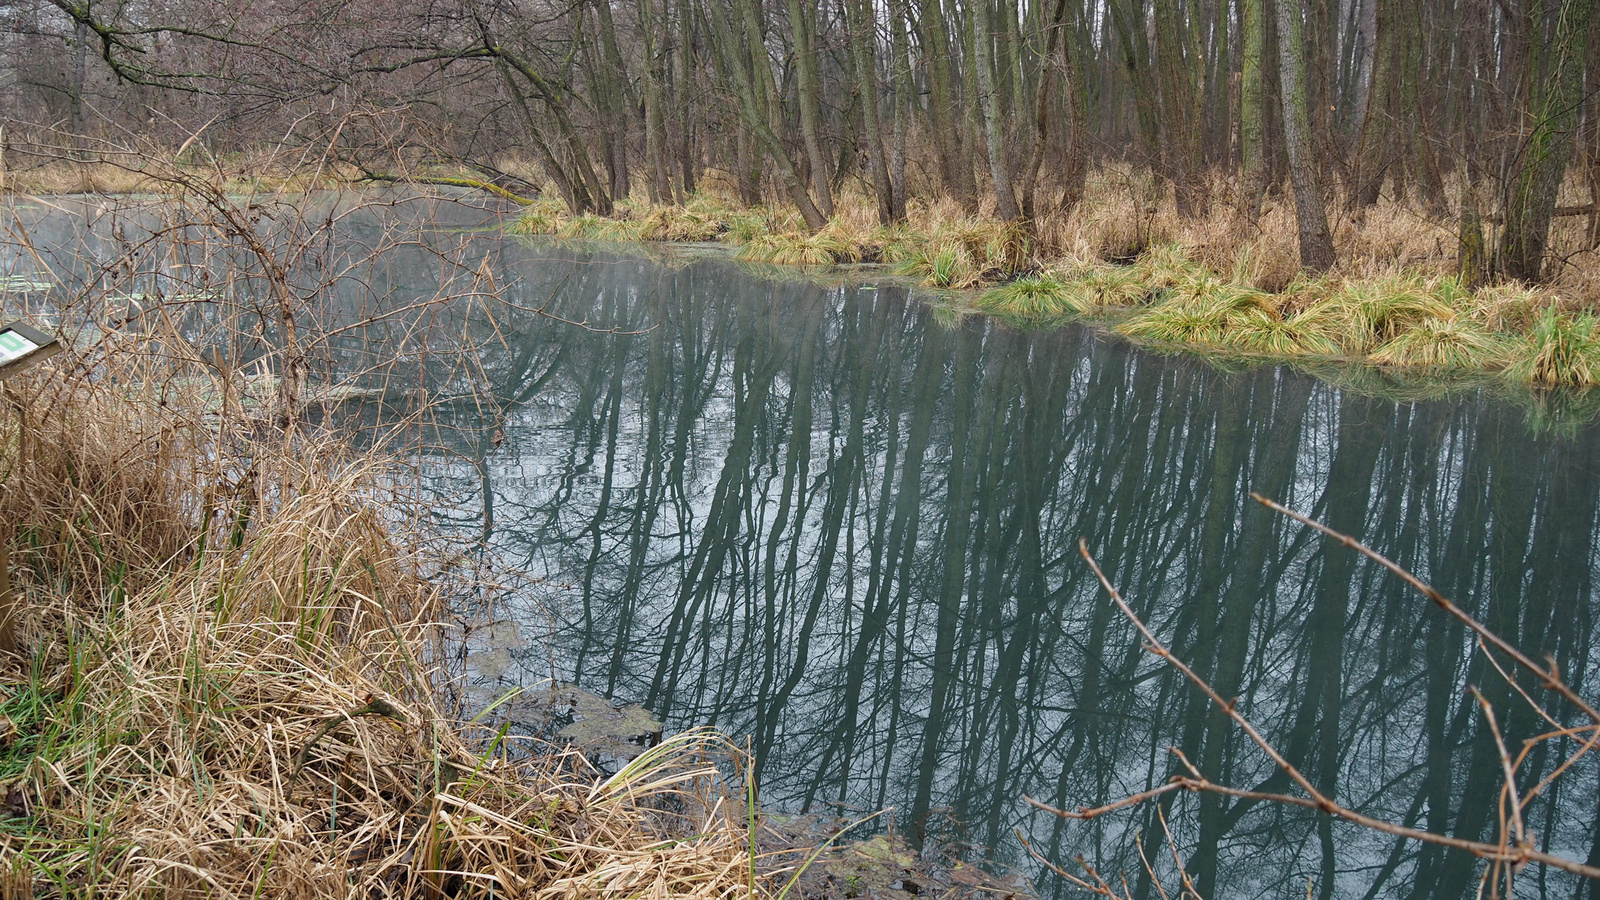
xmin=0 ymin=330 xmax=41 ymax=365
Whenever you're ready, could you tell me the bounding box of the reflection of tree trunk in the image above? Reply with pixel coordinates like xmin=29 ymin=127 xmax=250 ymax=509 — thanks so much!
xmin=828 ymin=314 xmax=940 ymax=801
xmin=1303 ymin=395 xmax=1381 ymax=900
xmin=755 ymin=304 xmax=876 ymax=779
xmin=977 ymin=335 xmax=1075 ymax=850
xmin=572 ymin=335 xmax=631 ymax=677
xmin=1195 ymin=373 xmax=1310 ymax=898
xmin=1430 ymin=405 xmax=1535 ymax=900
xmin=604 ymin=302 xmax=676 ymax=693
xmin=911 ymin=328 xmax=979 ymax=846
xmin=1176 ymin=379 xmax=1247 ymax=897
xmin=646 ymin=320 xmax=774 ymax=717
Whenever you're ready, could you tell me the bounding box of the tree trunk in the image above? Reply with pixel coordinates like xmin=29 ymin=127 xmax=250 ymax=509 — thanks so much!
xmin=704 ymin=0 xmax=830 ymax=229
xmin=846 ymin=0 xmax=897 ymax=223
xmin=919 ymin=0 xmax=977 ymax=208
xmin=1497 ymin=0 xmax=1592 ymax=281
xmin=1022 ymin=0 xmax=1087 ymax=218
xmin=1155 ymin=0 xmax=1207 ymax=217
xmin=971 ymin=0 xmax=1020 ymax=220
xmin=1240 ymin=0 xmax=1268 ymax=222
xmin=785 ymin=0 xmax=834 ymax=216
xmin=1347 ymin=0 xmax=1396 ymax=213
xmin=888 ymin=0 xmax=912 ymax=219
xmin=639 ymin=0 xmax=672 ymax=201
xmin=676 ymin=0 xmax=700 ymax=195
xmin=592 ymin=0 xmax=635 ymax=201
xmin=1108 ymin=0 xmax=1165 ymax=182
xmin=1277 ymin=0 xmax=1337 ymax=271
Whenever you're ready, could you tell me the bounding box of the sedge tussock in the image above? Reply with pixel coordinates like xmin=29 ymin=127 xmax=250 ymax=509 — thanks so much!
xmin=1507 ymin=306 xmax=1600 ymax=387
xmin=1230 ymin=310 xmax=1344 ymax=357
xmin=0 ymin=347 xmax=810 ymax=899
xmin=1368 ymin=316 xmax=1514 ymax=370
xmin=736 ymin=229 xmax=861 ymax=267
xmin=1301 ymin=274 xmax=1462 ymax=352
xmin=506 ymin=198 xmax=567 ymax=236
xmin=1117 ymin=301 xmax=1232 ymax=347
xmin=977 ymin=275 xmax=1091 ymax=323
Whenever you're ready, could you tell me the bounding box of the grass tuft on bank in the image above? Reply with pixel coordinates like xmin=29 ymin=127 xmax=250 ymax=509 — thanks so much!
xmin=0 ymin=345 xmax=804 ymax=898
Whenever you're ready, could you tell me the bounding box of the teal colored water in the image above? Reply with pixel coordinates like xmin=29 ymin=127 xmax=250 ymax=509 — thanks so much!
xmin=8 ymin=199 xmax=1598 ymax=899
xmin=458 ymin=241 xmax=1600 ymax=900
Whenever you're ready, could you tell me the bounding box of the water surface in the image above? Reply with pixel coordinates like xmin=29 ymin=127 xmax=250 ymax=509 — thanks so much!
xmin=7 ymin=200 xmax=1599 ymax=900
xmin=451 ymin=241 xmax=1600 ymax=900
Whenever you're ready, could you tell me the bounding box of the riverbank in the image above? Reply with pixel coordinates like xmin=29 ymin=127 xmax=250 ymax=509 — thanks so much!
xmin=0 ymin=346 xmax=822 ymax=898
xmin=505 ymin=177 xmax=1600 ymax=390
xmin=9 ymin=150 xmax=1598 ymax=390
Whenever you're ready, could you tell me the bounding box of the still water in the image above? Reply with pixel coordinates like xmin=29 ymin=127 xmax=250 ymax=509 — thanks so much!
xmin=449 ymin=242 xmax=1600 ymax=900
xmin=7 ymin=197 xmax=1599 ymax=899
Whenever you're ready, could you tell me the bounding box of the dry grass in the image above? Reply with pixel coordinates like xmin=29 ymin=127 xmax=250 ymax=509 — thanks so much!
xmin=5 ymin=150 xmax=350 ymax=196
xmin=0 ymin=343 xmax=810 ymax=899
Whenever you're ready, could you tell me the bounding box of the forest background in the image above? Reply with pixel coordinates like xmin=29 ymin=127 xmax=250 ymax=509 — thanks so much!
xmin=2 ymin=0 xmax=1600 ymax=369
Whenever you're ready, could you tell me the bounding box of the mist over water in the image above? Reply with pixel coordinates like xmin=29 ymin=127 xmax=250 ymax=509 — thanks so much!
xmin=9 ymin=201 xmax=1600 ymax=899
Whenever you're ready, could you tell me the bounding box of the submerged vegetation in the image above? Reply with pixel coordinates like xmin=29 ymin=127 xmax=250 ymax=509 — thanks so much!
xmin=0 ymin=341 xmax=817 ymax=897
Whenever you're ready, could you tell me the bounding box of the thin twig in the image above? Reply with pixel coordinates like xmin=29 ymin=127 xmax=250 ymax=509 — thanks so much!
xmin=1064 ymin=536 xmax=1600 ymax=882
xmin=1250 ymin=493 xmax=1600 ymax=726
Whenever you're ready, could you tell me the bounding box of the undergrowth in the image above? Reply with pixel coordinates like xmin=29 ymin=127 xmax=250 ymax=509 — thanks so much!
xmin=503 ymin=176 xmax=1600 ymax=389
xmin=0 ymin=344 xmax=807 ymax=898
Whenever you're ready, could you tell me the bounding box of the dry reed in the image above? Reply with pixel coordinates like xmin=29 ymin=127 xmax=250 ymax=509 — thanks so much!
xmin=0 ymin=341 xmax=810 ymax=899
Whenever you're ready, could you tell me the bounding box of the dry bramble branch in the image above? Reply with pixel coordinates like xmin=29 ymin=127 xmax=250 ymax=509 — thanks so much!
xmin=1025 ymin=495 xmax=1600 ymax=899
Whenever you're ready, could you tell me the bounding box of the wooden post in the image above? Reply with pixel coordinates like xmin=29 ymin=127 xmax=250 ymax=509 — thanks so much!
xmin=0 ymin=531 xmax=14 ymax=656
xmin=0 ymin=379 xmax=13 ymax=656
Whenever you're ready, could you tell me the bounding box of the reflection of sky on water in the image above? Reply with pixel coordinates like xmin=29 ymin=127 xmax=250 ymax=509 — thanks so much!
xmin=9 ymin=200 xmax=1600 ymax=900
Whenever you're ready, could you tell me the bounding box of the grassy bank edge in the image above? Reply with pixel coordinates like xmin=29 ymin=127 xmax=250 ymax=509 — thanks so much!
xmin=505 ymin=192 xmax=1600 ymax=400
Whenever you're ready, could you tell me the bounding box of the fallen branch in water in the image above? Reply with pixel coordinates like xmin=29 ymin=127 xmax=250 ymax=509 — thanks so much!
xmin=1025 ymin=499 xmax=1600 ymax=898
xmin=357 ymin=171 xmax=537 ymax=205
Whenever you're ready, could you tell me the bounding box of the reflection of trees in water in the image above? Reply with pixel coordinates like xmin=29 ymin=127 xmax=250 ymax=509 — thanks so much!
xmin=432 ymin=247 xmax=1600 ymax=900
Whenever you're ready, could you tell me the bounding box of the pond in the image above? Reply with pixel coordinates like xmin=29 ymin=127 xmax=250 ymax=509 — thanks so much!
xmin=6 ymin=194 xmax=1599 ymax=900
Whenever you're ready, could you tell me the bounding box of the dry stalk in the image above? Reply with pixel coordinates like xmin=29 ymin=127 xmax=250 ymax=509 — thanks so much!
xmin=0 ymin=161 xmax=819 ymax=897
xmin=1027 ymin=502 xmax=1600 ymax=892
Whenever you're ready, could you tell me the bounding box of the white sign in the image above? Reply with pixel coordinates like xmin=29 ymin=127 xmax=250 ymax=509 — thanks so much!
xmin=0 ymin=329 xmax=40 ymax=366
